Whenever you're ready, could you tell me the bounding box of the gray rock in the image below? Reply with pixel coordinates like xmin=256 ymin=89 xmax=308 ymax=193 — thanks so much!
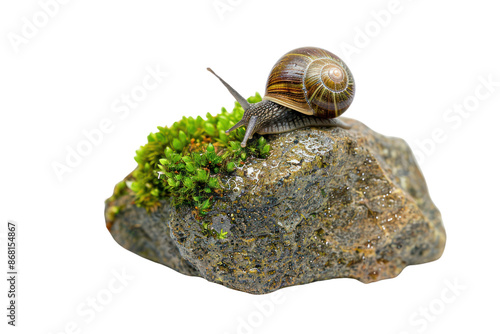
xmin=105 ymin=118 xmax=446 ymax=294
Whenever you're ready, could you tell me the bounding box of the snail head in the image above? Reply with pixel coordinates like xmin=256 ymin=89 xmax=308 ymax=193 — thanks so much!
xmin=207 ymin=68 xmax=260 ymax=147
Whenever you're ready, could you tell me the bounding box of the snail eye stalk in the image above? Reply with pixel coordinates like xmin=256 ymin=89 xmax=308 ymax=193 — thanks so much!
xmin=207 ymin=68 xmax=250 ymax=111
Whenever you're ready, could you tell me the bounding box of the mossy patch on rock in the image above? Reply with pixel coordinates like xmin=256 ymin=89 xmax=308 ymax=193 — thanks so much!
xmin=107 ymin=94 xmax=270 ymax=236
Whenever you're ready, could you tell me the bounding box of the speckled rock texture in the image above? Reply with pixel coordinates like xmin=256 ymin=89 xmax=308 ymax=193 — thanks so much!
xmin=105 ymin=118 xmax=446 ymax=294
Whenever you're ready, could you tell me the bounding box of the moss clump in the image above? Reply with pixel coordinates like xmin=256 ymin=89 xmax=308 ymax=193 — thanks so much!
xmin=202 ymin=222 xmax=229 ymax=240
xmin=129 ymin=93 xmax=269 ymax=217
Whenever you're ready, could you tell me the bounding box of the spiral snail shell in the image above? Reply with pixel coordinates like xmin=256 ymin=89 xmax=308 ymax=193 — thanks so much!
xmin=208 ymin=47 xmax=355 ymax=147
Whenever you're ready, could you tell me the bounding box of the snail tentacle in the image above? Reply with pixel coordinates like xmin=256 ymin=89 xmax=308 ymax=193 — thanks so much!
xmin=240 ymin=116 xmax=258 ymax=147
xmin=225 ymin=119 xmax=246 ymax=134
xmin=207 ymin=68 xmax=250 ymax=111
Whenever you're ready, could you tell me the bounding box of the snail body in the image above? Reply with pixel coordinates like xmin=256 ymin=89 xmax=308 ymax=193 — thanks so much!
xmin=208 ymin=47 xmax=355 ymax=147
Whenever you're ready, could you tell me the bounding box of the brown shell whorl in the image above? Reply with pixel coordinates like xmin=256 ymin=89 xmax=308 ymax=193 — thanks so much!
xmin=263 ymin=47 xmax=355 ymax=118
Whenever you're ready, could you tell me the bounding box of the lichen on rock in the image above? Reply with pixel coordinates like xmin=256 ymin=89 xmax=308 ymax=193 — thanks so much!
xmin=105 ymin=98 xmax=446 ymax=294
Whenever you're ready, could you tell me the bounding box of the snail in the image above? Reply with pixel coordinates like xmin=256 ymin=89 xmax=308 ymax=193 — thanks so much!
xmin=207 ymin=46 xmax=355 ymax=147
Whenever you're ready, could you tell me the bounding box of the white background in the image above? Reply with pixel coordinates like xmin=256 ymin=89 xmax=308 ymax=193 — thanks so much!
xmin=1 ymin=0 xmax=499 ymax=333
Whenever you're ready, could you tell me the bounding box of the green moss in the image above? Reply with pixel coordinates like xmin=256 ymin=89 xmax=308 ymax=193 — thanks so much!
xmin=129 ymin=93 xmax=270 ymax=217
xmin=105 ymin=205 xmax=124 ymax=223
xmin=201 ymin=222 xmax=228 ymax=239
xmin=107 ymin=180 xmax=128 ymax=203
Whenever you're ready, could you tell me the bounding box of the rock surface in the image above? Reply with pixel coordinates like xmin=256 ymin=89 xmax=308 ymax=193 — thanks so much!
xmin=105 ymin=118 xmax=446 ymax=294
